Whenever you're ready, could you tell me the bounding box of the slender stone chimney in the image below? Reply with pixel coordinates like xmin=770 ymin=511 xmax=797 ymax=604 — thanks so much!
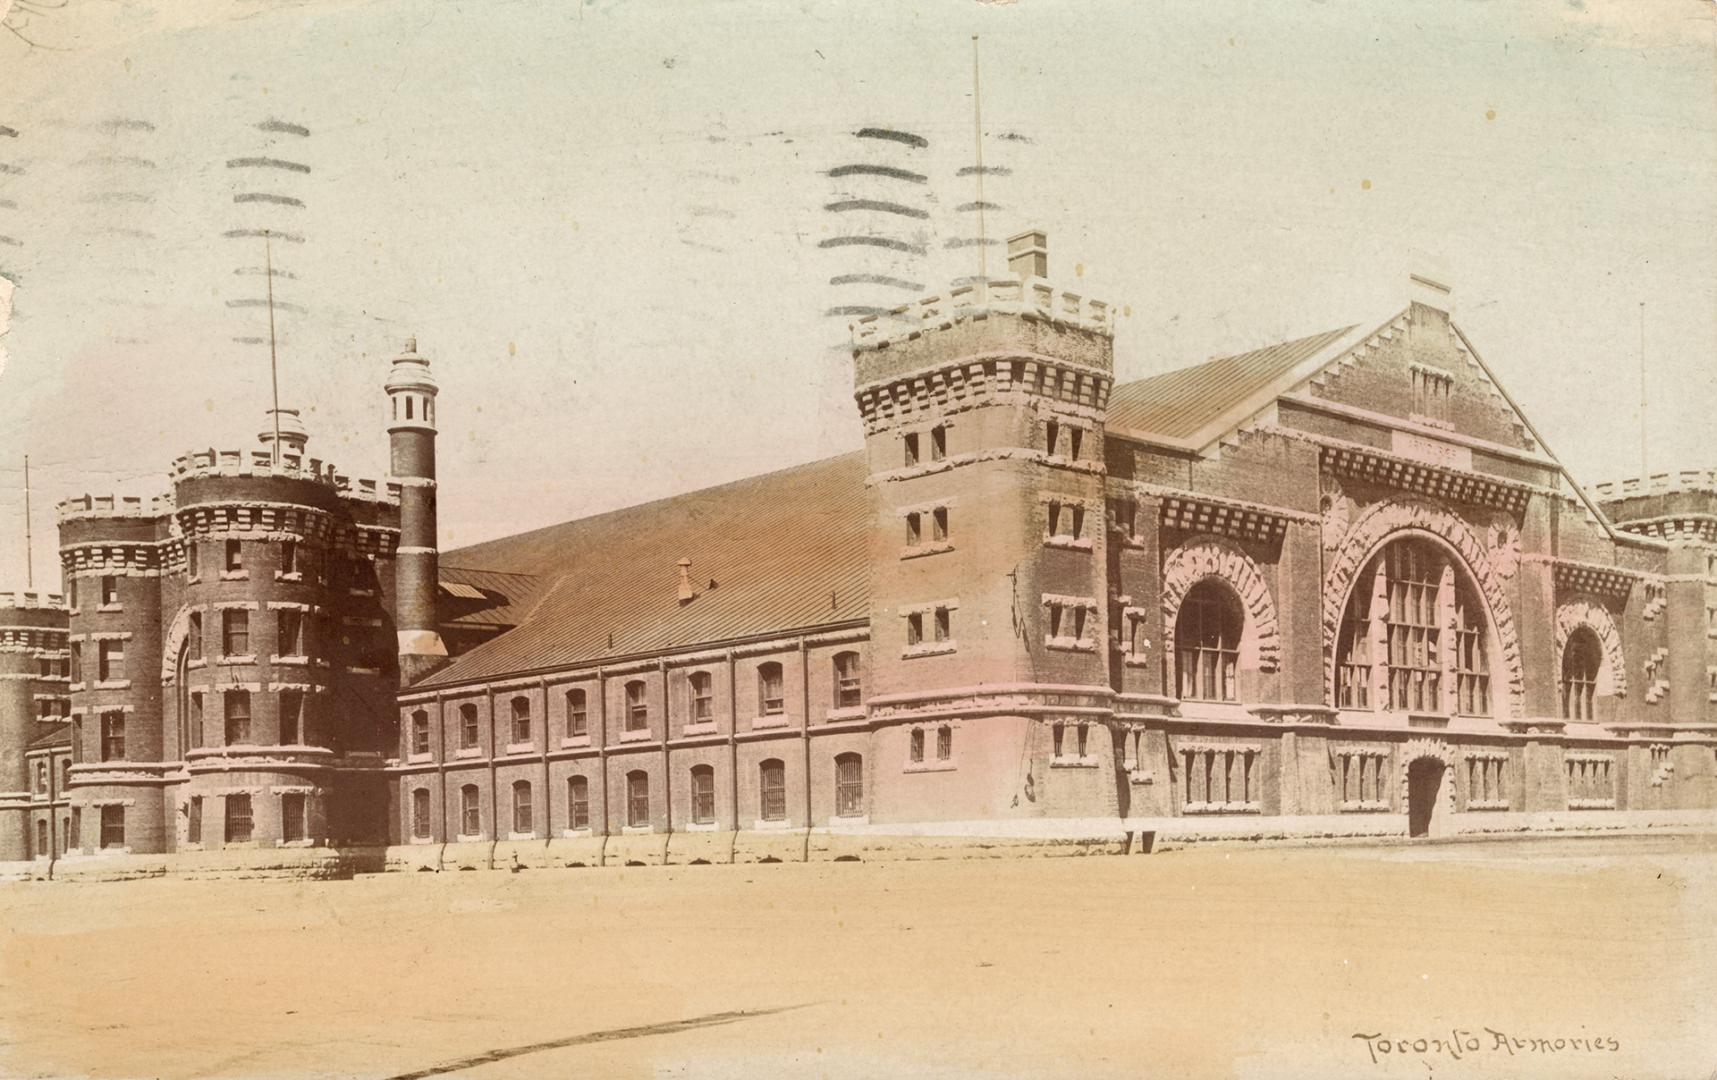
xmin=1007 ymin=229 xmax=1048 ymax=280
xmin=385 ymin=338 xmax=447 ymax=684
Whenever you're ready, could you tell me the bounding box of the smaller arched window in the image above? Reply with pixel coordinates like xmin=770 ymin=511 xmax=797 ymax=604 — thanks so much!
xmin=567 ymin=775 xmax=590 ymax=829
xmin=760 ymin=759 xmax=787 ymax=821
xmin=1175 ymin=581 xmax=1242 ymax=702
xmin=833 ymin=652 xmax=862 ymax=709
xmin=626 ymin=770 xmax=650 ymax=827
xmin=624 ymin=681 xmax=649 ymax=731
xmin=510 ymin=696 xmax=531 ymax=743
xmin=688 ymin=672 xmax=714 ymax=722
xmin=411 ymin=788 xmax=431 ymax=839
xmin=410 ymin=709 xmax=430 ymax=756
xmin=757 ymin=662 xmax=785 ymax=716
xmin=459 ymin=784 xmax=481 ymax=836
xmin=1562 ymin=628 xmax=1602 ymax=721
xmin=834 ymin=753 xmax=864 ymax=818
xmin=458 ymin=703 xmax=480 ymax=749
xmin=690 ymin=765 xmax=715 ymax=824
xmin=511 ymin=780 xmax=533 ymax=834
xmin=566 ymin=688 xmax=587 ymax=738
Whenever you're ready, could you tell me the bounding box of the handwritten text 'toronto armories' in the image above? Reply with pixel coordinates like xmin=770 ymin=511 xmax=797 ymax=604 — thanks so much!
xmin=1352 ymin=1028 xmax=1620 ymax=1065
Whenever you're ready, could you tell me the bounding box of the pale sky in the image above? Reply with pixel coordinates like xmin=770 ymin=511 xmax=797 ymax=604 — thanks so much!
xmin=1 ymin=0 xmax=1713 ymax=590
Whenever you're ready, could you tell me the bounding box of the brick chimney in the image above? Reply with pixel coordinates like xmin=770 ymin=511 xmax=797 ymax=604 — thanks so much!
xmin=1007 ymin=230 xmax=1048 ymax=280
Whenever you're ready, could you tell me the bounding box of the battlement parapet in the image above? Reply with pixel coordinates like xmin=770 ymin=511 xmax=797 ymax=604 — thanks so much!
xmin=0 ymin=591 xmax=66 ymax=610
xmin=1592 ymin=470 xmax=1717 ymax=501
xmin=851 ymin=277 xmax=1115 ymax=350
xmin=172 ymin=448 xmax=338 ymax=485
xmin=56 ymin=493 xmax=172 ymax=522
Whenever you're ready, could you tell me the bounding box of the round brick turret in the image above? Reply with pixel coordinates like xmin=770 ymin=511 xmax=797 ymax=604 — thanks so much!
xmin=0 ymin=591 xmax=68 ymax=862
xmin=385 ymin=338 xmax=447 ymax=684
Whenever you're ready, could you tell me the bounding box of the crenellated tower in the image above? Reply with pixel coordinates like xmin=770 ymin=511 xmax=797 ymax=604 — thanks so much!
xmin=0 ymin=591 xmax=69 ymax=863
xmin=851 ymin=231 xmax=1118 ymax=825
xmin=385 ymin=338 xmax=447 ymax=685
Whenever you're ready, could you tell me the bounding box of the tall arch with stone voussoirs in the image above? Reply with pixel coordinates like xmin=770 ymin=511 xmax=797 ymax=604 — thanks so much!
xmin=160 ymin=605 xmax=195 ymax=684
xmin=1554 ymin=598 xmax=1628 ymax=699
xmin=1160 ymin=534 xmax=1281 ymax=675
xmin=1321 ymin=498 xmax=1525 ymax=716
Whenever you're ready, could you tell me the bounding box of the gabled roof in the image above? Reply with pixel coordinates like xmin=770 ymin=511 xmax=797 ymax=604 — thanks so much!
xmin=416 ymin=452 xmax=872 ymax=687
xmin=437 ymin=565 xmax=545 ymax=629
xmin=1106 ymin=324 xmax=1359 ymax=448
xmin=28 ymin=721 xmax=70 ymax=751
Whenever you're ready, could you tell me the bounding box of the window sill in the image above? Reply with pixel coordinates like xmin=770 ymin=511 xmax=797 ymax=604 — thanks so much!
xmin=505 ymin=742 xmax=534 ymax=755
xmin=346 ymin=667 xmax=383 ymax=677
xmin=561 ymin=828 xmax=594 ymax=839
xmin=903 ymin=761 xmax=956 ymax=774
xmin=685 ymin=821 xmax=720 ymax=832
xmin=275 ymin=839 xmax=315 ymax=849
xmin=1339 ymin=801 xmax=1390 ymax=813
xmin=899 ymin=541 xmax=955 ymax=561
xmin=272 ymin=655 xmax=310 ymax=666
xmin=455 ymin=833 xmax=484 ymax=843
xmin=1050 ymin=755 xmax=1100 ymax=769
xmin=217 ymin=655 xmax=257 ymax=666
xmin=97 ymin=603 xmax=123 ymax=614
xmin=506 ymin=832 xmax=536 ymax=842
xmin=92 ymin=680 xmax=131 ymax=690
xmin=1465 ymin=800 xmax=1509 ymax=812
xmin=1181 ymin=802 xmax=1262 ymax=815
xmin=275 ymin=571 xmax=304 ymax=583
xmin=408 ymin=835 xmax=436 ymax=845
xmin=902 ymin=642 xmax=957 ymax=660
xmin=824 ymin=706 xmax=866 ymax=723
xmin=559 ymin=736 xmax=593 ymax=749
xmin=219 ymin=571 xmax=249 ymax=581
xmin=617 ymin=729 xmax=653 ymax=744
xmin=830 ymin=813 xmax=869 ymax=826
xmin=1127 ymin=769 xmax=1154 ymax=786
xmin=407 ymin=753 xmax=433 ymax=764
xmin=753 ymin=817 xmax=792 ymax=830
xmin=1042 ymin=536 xmax=1094 ymax=552
xmin=1567 ymin=799 xmax=1617 ymax=810
xmin=621 ymin=825 xmax=654 ymax=835
xmin=1121 ymin=655 xmax=1152 ymax=668
xmin=186 ymin=658 xmax=207 ymax=670
xmin=750 ymin=715 xmax=789 ymax=731
xmin=680 ymin=722 xmax=718 ymax=737
xmin=1044 ymin=637 xmax=1097 ymax=653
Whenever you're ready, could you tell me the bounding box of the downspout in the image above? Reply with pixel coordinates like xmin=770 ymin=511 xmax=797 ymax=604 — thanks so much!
xmin=486 ymin=687 xmax=498 ymax=869
xmin=595 ymin=666 xmax=609 ymax=866
xmin=659 ymin=659 xmax=672 ymax=863
xmin=800 ymin=636 xmax=811 ymax=863
xmin=726 ymin=648 xmax=738 ymax=864
xmin=538 ymin=676 xmax=550 ymax=851
xmin=45 ymin=752 xmax=56 ymax=880
xmin=434 ymin=690 xmax=448 ymax=866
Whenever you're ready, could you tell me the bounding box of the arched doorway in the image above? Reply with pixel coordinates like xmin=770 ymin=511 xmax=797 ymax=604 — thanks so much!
xmin=1406 ymin=757 xmax=1449 ymax=838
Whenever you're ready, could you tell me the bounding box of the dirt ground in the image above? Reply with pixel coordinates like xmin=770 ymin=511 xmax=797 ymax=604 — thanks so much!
xmin=2 ymin=834 xmax=1713 ymax=1080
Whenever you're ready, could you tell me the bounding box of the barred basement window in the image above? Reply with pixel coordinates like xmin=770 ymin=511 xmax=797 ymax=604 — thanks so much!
xmin=460 ymin=703 xmax=480 ymax=748
xmin=100 ymin=805 xmax=124 ymax=849
xmin=1566 ymin=756 xmax=1616 ymax=808
xmin=279 ymin=690 xmax=302 ymax=745
xmin=281 ymin=793 xmax=306 ymax=843
xmin=566 ymin=689 xmax=589 ymax=736
xmin=188 ymin=612 xmax=203 ymax=660
xmin=1561 ymin=629 xmax=1600 ymax=721
xmin=625 ymin=681 xmax=649 ymax=731
xmin=568 ymin=776 xmax=590 ymax=829
xmin=223 ymin=610 xmax=249 ymax=656
xmin=511 ymin=781 xmax=533 ymax=833
xmin=690 ymin=765 xmax=715 ymax=824
xmin=510 ymin=696 xmax=531 ymax=743
xmin=909 ymin=728 xmax=925 ymax=763
xmin=100 ymin=712 xmax=125 ymax=761
xmin=757 ymin=663 xmax=785 ymax=716
xmin=1181 ymin=747 xmax=1259 ymax=812
xmin=936 ymin=725 xmax=952 ymax=761
xmin=760 ymin=759 xmax=787 ymax=821
xmin=833 ymin=652 xmax=862 ymax=709
xmin=225 ymin=539 xmax=243 ymax=572
xmin=98 ymin=640 xmax=124 ymax=682
xmin=1176 ymin=581 xmax=1241 ymax=703
xmin=411 ymin=709 xmax=430 ymax=755
xmin=226 ymin=691 xmax=252 ymax=744
xmin=834 ymin=753 xmax=864 ymax=817
xmin=277 ymin=609 xmax=303 ymax=655
xmin=1466 ymin=756 xmax=1507 ymax=808
xmin=187 ymin=797 xmax=202 ymax=844
xmin=460 ymin=785 xmax=480 ymax=835
xmin=1337 ymin=751 xmax=1388 ymax=808
xmin=225 ymin=794 xmax=253 ymax=844
xmin=626 ymin=771 xmax=650 ymax=827
xmin=411 ymin=788 xmax=431 ymax=839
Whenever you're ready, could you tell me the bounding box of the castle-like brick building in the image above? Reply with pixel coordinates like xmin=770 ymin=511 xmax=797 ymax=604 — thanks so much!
xmin=4 ymin=234 xmax=1714 ymax=876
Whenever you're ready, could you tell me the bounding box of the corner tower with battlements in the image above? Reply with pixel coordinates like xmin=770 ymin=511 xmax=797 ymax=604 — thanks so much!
xmin=852 ymin=232 xmax=1121 ymax=830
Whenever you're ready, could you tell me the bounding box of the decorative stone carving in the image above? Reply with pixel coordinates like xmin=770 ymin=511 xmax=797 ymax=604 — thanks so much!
xmin=1321 ymin=497 xmax=1524 ymax=715
xmin=1319 ymin=475 xmax=1352 ymax=554
xmin=1553 ymin=598 xmax=1627 ymax=699
xmin=1486 ymin=514 xmax=1519 ymax=580
xmin=1160 ymin=535 xmax=1281 ymax=673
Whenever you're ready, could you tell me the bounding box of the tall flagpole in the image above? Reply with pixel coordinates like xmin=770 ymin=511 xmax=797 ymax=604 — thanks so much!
xmin=22 ymin=453 xmax=32 ymax=589
xmin=265 ymin=229 xmax=282 ymax=465
xmin=1638 ymin=301 xmax=1647 ymax=479
xmin=972 ymin=34 xmax=987 ymax=301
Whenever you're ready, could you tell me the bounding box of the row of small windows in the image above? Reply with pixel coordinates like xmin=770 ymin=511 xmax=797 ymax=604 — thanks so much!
xmin=76 ymin=610 xmax=366 ymax=685
xmin=900 ymin=419 xmax=1086 ymax=467
xmin=84 ymin=690 xmax=308 ymax=761
xmin=905 ymin=608 xmax=952 ymax=647
xmin=393 ymin=393 xmax=435 ymax=424
xmin=902 ymin=425 xmax=947 ymax=467
xmin=409 ymin=754 xmax=865 ymax=837
xmin=74 ymin=543 xmax=376 ymax=598
xmin=31 ymin=758 xmax=70 ymax=794
xmin=69 ymin=793 xmax=308 ymax=851
xmin=413 ymin=654 xmax=867 ymax=753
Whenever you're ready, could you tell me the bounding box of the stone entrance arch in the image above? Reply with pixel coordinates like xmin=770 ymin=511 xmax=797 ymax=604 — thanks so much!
xmin=1322 ymin=498 xmax=1524 ymax=715
xmin=1400 ymin=738 xmax=1457 ymax=838
xmin=1160 ymin=535 xmax=1281 ymax=674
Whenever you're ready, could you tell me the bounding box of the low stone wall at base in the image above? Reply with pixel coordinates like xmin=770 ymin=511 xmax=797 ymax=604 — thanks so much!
xmin=1131 ymin=808 xmax=1717 ymax=851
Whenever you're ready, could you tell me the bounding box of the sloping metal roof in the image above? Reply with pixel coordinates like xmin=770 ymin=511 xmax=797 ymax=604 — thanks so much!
xmin=437 ymin=565 xmax=546 ymax=628
xmin=28 ymin=721 xmax=70 ymax=751
xmin=418 ymin=452 xmax=872 ymax=687
xmin=1106 ymin=325 xmax=1356 ymax=442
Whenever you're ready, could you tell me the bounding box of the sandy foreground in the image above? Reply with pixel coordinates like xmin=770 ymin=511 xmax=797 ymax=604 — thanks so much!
xmin=1 ymin=835 xmax=1713 ymax=1080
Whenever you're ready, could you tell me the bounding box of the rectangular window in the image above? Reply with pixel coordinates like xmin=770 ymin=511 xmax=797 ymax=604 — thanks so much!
xmin=906 ymin=512 xmax=921 ymax=546
xmin=460 ymin=704 xmax=480 ymax=749
xmin=186 ymin=543 xmax=199 ymax=579
xmin=277 ymin=610 xmax=302 ymax=655
xmin=758 ymin=665 xmax=785 ymax=716
xmin=932 ymin=507 xmax=948 ymax=542
xmin=1045 ymin=420 xmax=1060 ymax=456
xmin=627 ymin=773 xmax=650 ymax=828
xmin=568 ymin=777 xmax=590 ymax=830
xmin=691 ymin=768 xmax=715 ymax=824
xmin=98 ymin=640 xmax=124 ymax=682
xmin=760 ymin=761 xmax=787 ymax=821
xmin=909 ymin=728 xmax=925 ymax=763
xmin=35 ymin=760 xmax=47 ymax=794
xmin=188 ymin=612 xmax=203 ymax=660
xmin=225 ymin=794 xmax=253 ymax=844
xmin=70 ymin=642 xmax=80 ymax=684
xmin=187 ymin=797 xmax=202 ymax=845
xmin=101 ymin=575 xmax=118 ymax=606
xmin=223 ymin=610 xmax=250 ymax=656
xmin=936 ymin=726 xmax=952 ymax=761
xmin=280 ymin=541 xmax=296 ymax=575
xmin=279 ymin=690 xmax=302 ymax=745
xmin=903 ymin=432 xmax=919 ymax=467
xmin=1453 ymin=594 xmax=1490 ymax=716
xmin=835 ymin=755 xmax=864 ymax=817
xmin=226 ymin=691 xmax=252 ymax=744
xmin=69 ymin=807 xmax=81 ymax=849
xmin=460 ymin=787 xmax=480 ymax=836
xmin=1113 ymin=499 xmax=1138 ymax=542
xmin=834 ymin=653 xmax=862 ymax=709
xmin=225 ymin=539 xmax=243 ymax=572
xmin=512 ymin=783 xmax=533 ymax=833
xmin=281 ymin=793 xmax=306 ymax=843
xmin=906 ymin=613 xmax=923 ymax=646
xmin=934 ymin=607 xmax=951 ymax=643
xmin=929 ymin=424 xmax=946 ymax=461
xmin=100 ymin=805 xmax=124 ymax=849
xmin=189 ymin=693 xmax=204 ymax=749
xmin=100 ymin=712 xmax=125 ymax=761
xmin=410 ymin=710 xmax=430 ymax=756
xmin=689 ymin=676 xmax=713 ymax=722
xmin=411 ymin=789 xmax=431 ymax=839
xmin=1385 ymin=544 xmax=1440 ymax=713
xmin=567 ymin=692 xmax=588 ymax=737
xmin=510 ymin=698 xmax=531 ymax=743
xmin=625 ymin=682 xmax=649 ymax=731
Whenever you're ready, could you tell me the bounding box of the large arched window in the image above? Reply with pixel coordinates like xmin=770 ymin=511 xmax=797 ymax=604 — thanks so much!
xmin=1562 ymin=628 xmax=1601 ymax=720
xmin=1175 ymin=581 xmax=1242 ymax=702
xmin=1335 ymin=537 xmax=1494 ymax=716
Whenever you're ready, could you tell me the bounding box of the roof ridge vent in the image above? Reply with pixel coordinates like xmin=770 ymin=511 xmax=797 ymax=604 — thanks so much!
xmin=677 ymin=557 xmax=696 ymax=604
